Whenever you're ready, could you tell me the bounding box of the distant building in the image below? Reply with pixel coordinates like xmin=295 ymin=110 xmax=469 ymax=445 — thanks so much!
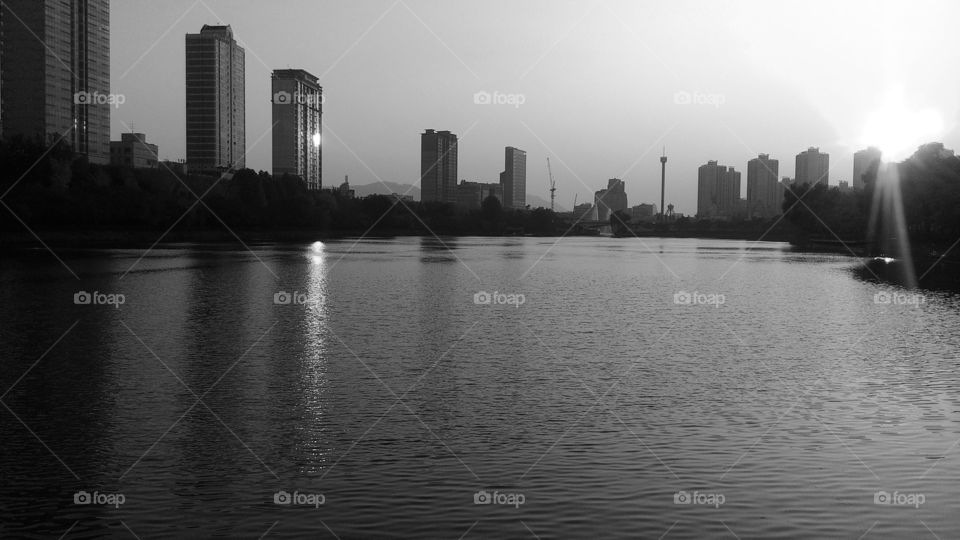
xmin=387 ymin=193 xmax=414 ymax=204
xmin=501 ymin=146 xmax=527 ymax=209
xmin=186 ymin=25 xmax=245 ymax=174
xmin=0 ymin=0 xmax=111 ymax=163
xmin=594 ymin=178 xmax=628 ymax=221
xmin=852 ymin=147 xmax=881 ymax=190
xmin=718 ymin=167 xmax=741 ymax=217
xmin=110 ymin=133 xmax=158 ymax=168
xmin=795 ymin=147 xmax=829 ymax=187
xmin=746 ymin=153 xmax=781 ymax=218
xmin=420 ymin=129 xmax=458 ymax=203
xmin=838 ymin=180 xmax=851 ymax=192
xmin=337 ymin=176 xmax=354 ymax=198
xmin=457 ymin=180 xmax=502 ymax=209
xmin=272 ymin=69 xmax=322 ymax=189
xmin=697 ymin=160 xmax=726 ymax=218
xmin=160 ymin=160 xmax=189 ymax=176
xmin=629 ymin=203 xmax=657 ymax=222
xmin=573 ymin=202 xmax=594 ymax=221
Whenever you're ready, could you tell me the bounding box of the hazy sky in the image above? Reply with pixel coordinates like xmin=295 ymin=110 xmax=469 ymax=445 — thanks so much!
xmin=110 ymin=0 xmax=960 ymax=214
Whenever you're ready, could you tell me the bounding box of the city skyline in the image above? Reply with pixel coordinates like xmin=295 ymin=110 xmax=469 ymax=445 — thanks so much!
xmin=66 ymin=0 xmax=960 ymax=213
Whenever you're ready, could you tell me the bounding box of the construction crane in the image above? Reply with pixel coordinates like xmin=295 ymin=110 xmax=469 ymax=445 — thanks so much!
xmin=547 ymin=157 xmax=557 ymax=211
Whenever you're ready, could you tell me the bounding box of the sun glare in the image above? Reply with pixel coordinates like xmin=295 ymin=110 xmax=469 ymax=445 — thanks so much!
xmin=859 ymin=87 xmax=943 ymax=161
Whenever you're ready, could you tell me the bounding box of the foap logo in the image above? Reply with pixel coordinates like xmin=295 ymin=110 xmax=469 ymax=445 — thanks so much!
xmin=74 ymin=490 xmax=126 ymax=508
xmin=74 ymin=290 xmax=125 ymax=308
xmin=272 ymin=90 xmax=325 ymax=106
xmin=273 ymin=490 xmax=325 ymax=508
xmin=874 ymin=290 xmax=925 ymax=306
xmin=473 ymin=490 xmax=525 ymax=508
xmin=673 ymin=290 xmax=725 ymax=308
xmin=673 ymin=90 xmax=725 ymax=108
xmin=673 ymin=490 xmax=725 ymax=508
xmin=274 ymin=290 xmax=313 ymax=305
xmin=474 ymin=290 xmax=525 ymax=308
xmin=74 ymin=91 xmax=125 ymax=108
xmin=874 ymin=490 xmax=925 ymax=508
xmin=473 ymin=90 xmax=526 ymax=108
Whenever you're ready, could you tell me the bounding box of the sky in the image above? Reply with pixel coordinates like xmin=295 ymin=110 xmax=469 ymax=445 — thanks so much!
xmin=109 ymin=0 xmax=960 ymax=214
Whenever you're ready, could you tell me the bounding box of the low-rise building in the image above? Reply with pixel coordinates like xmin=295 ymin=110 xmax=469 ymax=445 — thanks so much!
xmin=110 ymin=133 xmax=159 ymax=168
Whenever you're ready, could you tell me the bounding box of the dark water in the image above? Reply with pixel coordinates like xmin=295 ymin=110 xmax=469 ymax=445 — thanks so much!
xmin=2 ymin=237 xmax=959 ymax=539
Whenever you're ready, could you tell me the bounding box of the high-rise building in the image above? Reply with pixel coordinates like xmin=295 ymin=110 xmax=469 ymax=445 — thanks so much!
xmin=697 ymin=160 xmax=726 ymax=218
xmin=746 ymin=153 xmax=781 ymax=218
xmin=271 ymin=69 xmax=322 ymax=189
xmin=501 ymin=146 xmax=527 ymax=209
xmin=420 ymin=129 xmax=458 ymax=203
xmin=0 ymin=0 xmax=111 ymax=163
xmin=594 ymin=178 xmax=628 ymax=221
xmin=718 ymin=167 xmax=741 ymax=217
xmin=852 ymin=147 xmax=881 ymax=190
xmin=795 ymin=147 xmax=829 ymax=187
xmin=185 ymin=25 xmax=245 ymax=174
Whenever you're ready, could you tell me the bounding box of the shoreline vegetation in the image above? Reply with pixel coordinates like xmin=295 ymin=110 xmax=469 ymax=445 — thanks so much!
xmin=2 ymin=137 xmax=959 ymax=287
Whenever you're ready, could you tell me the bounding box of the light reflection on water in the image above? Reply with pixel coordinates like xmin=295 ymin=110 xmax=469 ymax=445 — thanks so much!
xmin=1 ymin=237 xmax=959 ymax=538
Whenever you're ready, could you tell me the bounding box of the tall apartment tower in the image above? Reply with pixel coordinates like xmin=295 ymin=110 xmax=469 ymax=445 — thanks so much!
xmin=0 ymin=0 xmax=111 ymax=163
xmin=697 ymin=160 xmax=726 ymax=218
xmin=852 ymin=147 xmax=881 ymax=190
xmin=185 ymin=25 xmax=245 ymax=174
xmin=747 ymin=154 xmax=781 ymax=218
xmin=271 ymin=69 xmax=322 ymax=190
xmin=718 ymin=167 xmax=741 ymax=217
xmin=420 ymin=129 xmax=458 ymax=203
xmin=501 ymin=146 xmax=527 ymax=209
xmin=795 ymin=147 xmax=829 ymax=187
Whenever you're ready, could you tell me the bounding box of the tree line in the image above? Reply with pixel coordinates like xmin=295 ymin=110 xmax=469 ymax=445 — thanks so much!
xmin=0 ymin=136 xmax=558 ymax=238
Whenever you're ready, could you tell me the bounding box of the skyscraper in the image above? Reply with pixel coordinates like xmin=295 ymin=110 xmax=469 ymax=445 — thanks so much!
xmin=852 ymin=147 xmax=881 ymax=190
xmin=697 ymin=160 xmax=726 ymax=218
xmin=420 ymin=129 xmax=458 ymax=203
xmin=795 ymin=147 xmax=829 ymax=187
xmin=0 ymin=0 xmax=111 ymax=163
xmin=746 ymin=154 xmax=780 ymax=218
xmin=594 ymin=178 xmax=628 ymax=221
xmin=271 ymin=69 xmax=322 ymax=190
xmin=501 ymin=146 xmax=527 ymax=209
xmin=718 ymin=167 xmax=741 ymax=217
xmin=186 ymin=25 xmax=245 ymax=174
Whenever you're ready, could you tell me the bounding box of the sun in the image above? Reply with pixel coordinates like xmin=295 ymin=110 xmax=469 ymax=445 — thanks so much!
xmin=859 ymin=87 xmax=943 ymax=161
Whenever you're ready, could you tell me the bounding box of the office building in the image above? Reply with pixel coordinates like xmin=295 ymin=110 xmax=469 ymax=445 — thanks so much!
xmin=457 ymin=180 xmax=502 ymax=209
xmin=629 ymin=203 xmax=657 ymax=222
xmin=594 ymin=178 xmax=628 ymax=221
xmin=0 ymin=0 xmax=111 ymax=163
xmin=852 ymin=147 xmax=881 ymax=190
xmin=795 ymin=147 xmax=829 ymax=187
xmin=185 ymin=24 xmax=245 ymax=174
xmin=420 ymin=129 xmax=458 ymax=203
xmin=110 ymin=133 xmax=158 ymax=168
xmin=501 ymin=146 xmax=527 ymax=209
xmin=746 ymin=153 xmax=781 ymax=218
xmin=271 ymin=69 xmax=322 ymax=189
